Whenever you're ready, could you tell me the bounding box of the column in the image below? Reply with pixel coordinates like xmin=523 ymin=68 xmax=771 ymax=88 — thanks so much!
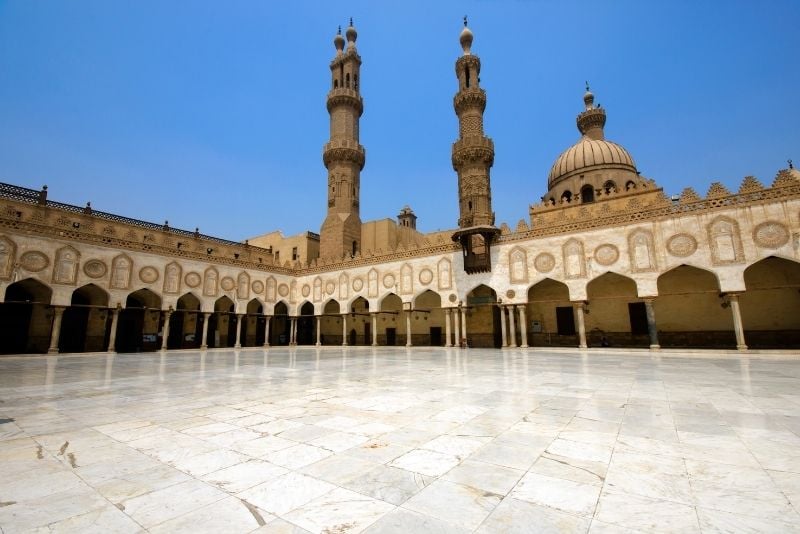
xmin=341 ymin=314 xmax=348 ymax=346
xmin=263 ymin=316 xmax=271 ymax=347
xmin=371 ymin=313 xmax=378 ymax=346
xmin=405 ymin=311 xmax=413 ymax=347
xmin=200 ymin=312 xmax=211 ymax=349
xmin=499 ymin=305 xmax=508 ymax=348
xmin=444 ymin=309 xmax=452 ymax=347
xmin=728 ymin=294 xmax=748 ymax=351
xmin=107 ymin=306 xmax=120 ymax=353
xmin=234 ymin=314 xmax=243 ymax=348
xmin=575 ymin=302 xmax=587 ymax=349
xmin=291 ymin=317 xmax=298 ymax=345
xmin=508 ymin=306 xmax=517 ymax=348
xmin=461 ymin=307 xmax=468 ymax=348
xmin=316 ymin=316 xmax=322 ymax=346
xmin=643 ymin=298 xmax=660 ymax=350
xmin=160 ymin=309 xmax=172 ymax=351
xmin=518 ymin=305 xmax=529 ymax=348
xmin=454 ymin=308 xmax=461 ymax=347
xmin=48 ymin=306 xmax=65 ymax=354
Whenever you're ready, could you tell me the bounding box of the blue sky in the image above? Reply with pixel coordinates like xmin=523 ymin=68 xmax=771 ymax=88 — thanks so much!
xmin=1 ymin=1 xmax=797 ymax=240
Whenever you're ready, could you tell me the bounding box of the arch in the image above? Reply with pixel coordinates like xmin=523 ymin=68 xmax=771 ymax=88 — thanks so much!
xmin=59 ymin=284 xmax=110 ymax=353
xmin=214 ymin=295 xmax=235 ymax=313
xmin=603 ymin=180 xmax=617 ymax=194
xmin=526 ymin=278 xmax=574 ymax=344
xmin=580 ymin=185 xmax=595 ymax=203
xmin=270 ymin=301 xmax=290 ymax=346
xmin=414 ymin=289 xmax=441 ymax=309
xmin=240 ymin=297 xmax=266 ymax=347
xmin=176 ymin=292 xmax=201 ymax=311
xmin=117 ymin=289 xmax=162 ymax=353
xmin=1 ymin=278 xmax=53 ymax=354
xmin=323 ymin=299 xmax=341 ymax=315
xmin=126 ymin=288 xmax=161 ymax=309
xmin=586 ymin=272 xmax=644 ymax=347
xmin=561 ymin=190 xmax=572 ymax=203
xmin=379 ymin=292 xmax=402 ymax=311
xmin=740 ymin=256 xmax=800 ymax=348
xmin=350 ymin=296 xmax=369 ymax=313
xmin=410 ymin=290 xmax=445 ymax=346
xmin=625 ymin=180 xmax=636 ymax=191
xmin=296 ymin=301 xmax=316 ymax=345
xmin=246 ymin=298 xmax=264 ymax=315
xmin=273 ymin=301 xmax=289 ymax=315
xmin=168 ymin=292 xmax=202 ymax=350
xmin=465 ymin=285 xmax=500 ymax=348
xmin=72 ymin=283 xmax=109 ymax=307
xmin=654 ymin=264 xmax=732 ymax=348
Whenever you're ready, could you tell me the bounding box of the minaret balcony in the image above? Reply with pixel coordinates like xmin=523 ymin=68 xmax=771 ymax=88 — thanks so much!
xmin=452 ymin=137 xmax=494 ymax=167
xmin=326 ymin=89 xmax=363 ymax=114
xmin=323 ymin=140 xmax=366 ymax=169
xmin=454 ymin=88 xmax=486 ymax=114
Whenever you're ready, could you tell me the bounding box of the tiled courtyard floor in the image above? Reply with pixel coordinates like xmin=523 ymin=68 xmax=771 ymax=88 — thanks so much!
xmin=1 ymin=347 xmax=800 ymax=533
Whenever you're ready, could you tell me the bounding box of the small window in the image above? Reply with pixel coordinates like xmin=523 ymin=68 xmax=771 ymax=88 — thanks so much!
xmin=292 ymin=247 xmax=298 ymax=261
xmin=346 ymin=73 xmax=350 ymax=88
xmin=354 ymin=74 xmax=358 ymax=90
xmin=581 ymin=185 xmax=595 ymax=203
xmin=465 ymin=66 xmax=471 ymax=88
xmin=275 ymin=251 xmax=280 ymax=262
xmin=352 ymin=241 xmax=357 ymax=256
xmin=334 ymin=79 xmax=338 ymax=89
xmin=603 ymin=181 xmax=616 ymax=194
xmin=468 ymin=200 xmax=472 ymax=211
xmin=561 ymin=191 xmax=572 ymax=202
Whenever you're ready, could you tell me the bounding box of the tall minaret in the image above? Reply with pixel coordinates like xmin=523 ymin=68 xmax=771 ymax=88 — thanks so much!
xmin=320 ymin=19 xmax=365 ymax=259
xmin=451 ymin=18 xmax=499 ymax=273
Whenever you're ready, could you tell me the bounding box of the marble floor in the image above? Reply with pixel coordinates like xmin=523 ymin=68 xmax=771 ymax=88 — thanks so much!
xmin=1 ymin=347 xmax=800 ymax=533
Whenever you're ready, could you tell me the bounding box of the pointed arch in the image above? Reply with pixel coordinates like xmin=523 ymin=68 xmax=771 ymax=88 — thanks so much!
xmin=526 ymin=278 xmax=574 ymax=342
xmin=740 ymin=256 xmax=800 ymax=347
xmin=322 ymin=299 xmax=341 ymax=315
xmin=437 ymin=257 xmax=452 ymax=290
xmin=708 ymin=215 xmax=745 ymax=265
xmin=126 ymin=288 xmax=161 ymax=309
xmin=400 ymin=263 xmax=413 ymax=295
xmin=4 ymin=277 xmax=52 ymax=303
xmin=246 ymin=297 xmax=264 ymax=315
xmin=176 ymin=292 xmax=201 ymax=311
xmin=214 ymin=295 xmax=235 ymax=313
xmin=1 ymin=277 xmax=52 ymax=354
xmin=379 ymin=292 xmax=402 ymax=311
xmin=508 ymin=246 xmax=529 ymax=284
xmin=72 ymin=283 xmax=109 ymax=307
xmin=413 ymin=289 xmax=441 ymax=309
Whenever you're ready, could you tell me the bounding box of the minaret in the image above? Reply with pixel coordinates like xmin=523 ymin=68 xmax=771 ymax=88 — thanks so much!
xmin=451 ymin=18 xmax=499 ymax=273
xmin=577 ymin=82 xmax=606 ymax=140
xmin=320 ymin=19 xmax=365 ymax=259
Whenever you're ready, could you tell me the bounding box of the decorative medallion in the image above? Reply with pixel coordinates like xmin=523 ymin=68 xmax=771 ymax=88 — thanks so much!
xmin=83 ymin=259 xmax=107 ymax=279
xmin=19 ymin=251 xmax=49 ymax=272
xmin=278 ymin=283 xmax=289 ymax=297
xmin=325 ymin=281 xmax=335 ymax=294
xmin=221 ymin=277 xmax=235 ymax=291
xmin=383 ymin=273 xmax=396 ymax=289
xmin=419 ymin=268 xmax=434 ymax=285
xmin=534 ymin=252 xmax=556 ymax=273
xmin=448 ymin=293 xmax=458 ymax=303
xmin=139 ymin=266 xmax=159 ymax=283
xmin=666 ymin=233 xmax=698 ymax=257
xmin=251 ymin=280 xmax=264 ymax=294
xmin=301 ymin=284 xmax=311 ymax=298
xmin=753 ymin=221 xmax=790 ymax=249
xmin=185 ymin=272 xmax=201 ymax=288
xmin=352 ymin=277 xmax=364 ymax=292
xmin=593 ymin=244 xmax=619 ymax=266
xmin=506 ymin=289 xmax=515 ymax=299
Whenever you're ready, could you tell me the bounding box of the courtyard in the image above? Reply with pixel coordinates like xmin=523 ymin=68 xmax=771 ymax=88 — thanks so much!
xmin=1 ymin=347 xmax=799 ymax=533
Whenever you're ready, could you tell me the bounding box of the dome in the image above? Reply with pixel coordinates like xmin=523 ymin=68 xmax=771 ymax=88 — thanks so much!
xmin=547 ymin=137 xmax=637 ymax=188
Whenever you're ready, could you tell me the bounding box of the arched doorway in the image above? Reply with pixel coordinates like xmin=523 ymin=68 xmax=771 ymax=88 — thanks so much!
xmin=60 ymin=283 xmax=109 ymax=353
xmin=319 ymin=299 xmax=341 ymax=345
xmin=271 ymin=301 xmax=290 ymax=345
xmin=586 ymin=272 xmax=644 ymax=347
xmin=0 ymin=278 xmax=53 ymax=354
xmin=654 ymin=265 xmax=732 ymax=348
xmin=466 ymin=285 xmax=500 ymax=348
xmin=169 ymin=293 xmax=202 ymax=349
xmin=209 ymin=296 xmax=236 ymax=348
xmin=117 ymin=289 xmax=161 ymax=353
xmin=243 ymin=298 xmax=266 ymax=347
xmin=740 ymin=257 xmax=800 ymax=348
xmin=297 ymin=302 xmax=315 ymax=345
xmin=413 ymin=290 xmax=444 ymax=346
xmin=379 ymin=293 xmax=402 ymax=345
xmin=527 ymin=278 xmax=574 ymax=346
xmin=350 ymin=297 xmax=370 ymax=345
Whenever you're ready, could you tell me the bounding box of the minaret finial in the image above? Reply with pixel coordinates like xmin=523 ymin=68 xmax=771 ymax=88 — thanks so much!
xmin=350 ymin=17 xmax=353 ymax=26
xmin=790 ymin=159 xmax=794 ymax=169
xmin=338 ymin=25 xmax=341 ymax=35
xmin=585 ymin=80 xmax=590 ymax=92
xmin=464 ymin=15 xmax=468 ymax=27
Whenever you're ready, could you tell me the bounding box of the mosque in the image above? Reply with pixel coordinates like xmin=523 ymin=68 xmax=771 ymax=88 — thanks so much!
xmin=0 ymin=20 xmax=798 ymax=355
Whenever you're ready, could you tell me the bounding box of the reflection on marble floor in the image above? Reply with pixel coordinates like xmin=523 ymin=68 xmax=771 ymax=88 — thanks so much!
xmin=1 ymin=347 xmax=800 ymax=533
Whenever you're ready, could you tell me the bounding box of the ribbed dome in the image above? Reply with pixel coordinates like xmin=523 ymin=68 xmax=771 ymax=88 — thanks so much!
xmin=547 ymin=137 xmax=637 ymax=188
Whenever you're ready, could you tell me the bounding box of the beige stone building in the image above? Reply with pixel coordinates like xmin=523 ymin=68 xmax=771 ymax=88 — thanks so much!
xmin=1 ymin=20 xmax=798 ymax=355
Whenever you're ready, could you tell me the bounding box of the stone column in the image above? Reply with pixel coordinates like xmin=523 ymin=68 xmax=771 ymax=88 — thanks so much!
xmin=508 ymin=306 xmax=517 ymax=348
xmin=107 ymin=306 xmax=120 ymax=353
xmin=161 ymin=309 xmax=172 ymax=351
xmin=499 ymin=305 xmax=508 ymax=348
xmin=643 ymin=298 xmax=660 ymax=350
xmin=461 ymin=307 xmax=468 ymax=348
xmin=263 ymin=316 xmax=271 ymax=347
xmin=575 ymin=302 xmax=588 ymax=349
xmin=518 ymin=305 xmax=529 ymax=348
xmin=316 ymin=316 xmax=322 ymax=346
xmin=728 ymin=294 xmax=748 ymax=351
xmin=200 ymin=312 xmax=211 ymax=349
xmin=291 ymin=317 xmax=298 ymax=345
xmin=48 ymin=306 xmax=65 ymax=354
xmin=234 ymin=314 xmax=243 ymax=348
xmin=341 ymin=314 xmax=348 ymax=346
xmin=454 ymin=308 xmax=461 ymax=347
xmin=371 ymin=313 xmax=378 ymax=346
xmin=444 ymin=309 xmax=452 ymax=347
xmin=405 ymin=311 xmax=413 ymax=347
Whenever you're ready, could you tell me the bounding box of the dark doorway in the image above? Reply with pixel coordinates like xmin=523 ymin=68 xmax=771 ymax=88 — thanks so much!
xmin=349 ymin=328 xmax=357 ymax=346
xmin=386 ymin=327 xmax=396 ymax=346
xmin=628 ymin=302 xmax=648 ymax=335
xmin=1 ymin=279 xmax=53 ymax=354
xmin=60 ymin=307 xmax=89 ymax=353
xmin=364 ymin=323 xmax=371 ymax=345
xmin=556 ymin=306 xmax=576 ymax=336
xmin=298 ymin=302 xmax=315 ymax=345
xmin=430 ymin=326 xmax=442 ymax=346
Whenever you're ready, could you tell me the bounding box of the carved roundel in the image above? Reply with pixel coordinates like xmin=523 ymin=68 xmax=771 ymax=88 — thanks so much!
xmin=301 ymin=284 xmax=311 ymax=298
xmin=278 ymin=283 xmax=290 ymax=297
xmin=506 ymin=289 xmax=515 ymax=299
xmin=19 ymin=251 xmax=49 ymax=272
xmin=593 ymin=244 xmax=619 ymax=266
xmin=251 ymin=280 xmax=264 ymax=294
xmin=139 ymin=266 xmax=159 ymax=283
xmin=753 ymin=221 xmax=790 ymax=249
xmin=448 ymin=293 xmax=458 ymax=303
xmin=666 ymin=233 xmax=698 ymax=257
xmin=83 ymin=259 xmax=107 ymax=279
xmin=221 ymin=277 xmax=235 ymax=291
xmin=534 ymin=252 xmax=556 ymax=273
xmin=185 ymin=272 xmax=201 ymax=288
xmin=325 ymin=281 xmax=335 ymax=294
xmin=352 ymin=277 xmax=364 ymax=292
xmin=383 ymin=273 xmax=396 ymax=289
xmin=419 ymin=268 xmax=434 ymax=285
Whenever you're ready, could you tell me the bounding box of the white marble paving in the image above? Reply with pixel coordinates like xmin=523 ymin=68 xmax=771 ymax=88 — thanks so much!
xmin=1 ymin=346 xmax=800 ymax=532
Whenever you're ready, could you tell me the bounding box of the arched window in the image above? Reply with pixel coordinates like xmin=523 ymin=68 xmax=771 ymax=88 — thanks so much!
xmin=334 ymin=79 xmax=338 ymax=89
xmin=603 ymin=181 xmax=616 ymax=194
xmin=581 ymin=185 xmax=595 ymax=203
xmin=465 ymin=66 xmax=471 ymax=88
xmin=625 ymin=181 xmax=636 ymax=191
xmin=345 ymin=73 xmax=350 ymax=88
xmin=354 ymin=74 xmax=358 ymax=90
xmin=468 ymin=200 xmax=472 ymax=211
xmin=561 ymin=191 xmax=572 ymax=203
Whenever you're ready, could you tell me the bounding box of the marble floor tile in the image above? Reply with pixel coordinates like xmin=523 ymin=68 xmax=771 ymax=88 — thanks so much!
xmin=121 ymin=478 xmax=228 ymax=528
xmin=149 ymin=496 xmax=274 ymax=534
xmin=389 ymin=448 xmax=461 ymax=477
xmin=469 ymin=440 xmax=544 ymax=470
xmin=309 ymin=430 xmax=369 ymax=452
xmin=442 ymin=459 xmax=524 ymax=496
xmin=202 ymin=458 xmax=288 ymax=493
xmin=35 ymin=504 xmax=144 ymax=534
xmin=343 ymin=464 xmax=433 ymax=505
xmin=510 ymin=471 xmax=601 ymax=517
xmin=284 ymin=487 xmax=395 ymax=534
xmin=362 ymin=507 xmax=467 ymax=534
xmin=238 ymin=471 xmax=336 ymax=516
xmin=403 ymin=479 xmax=502 ymax=530
xmin=263 ymin=443 xmax=333 ymax=469
xmin=93 ymin=463 xmax=193 ymax=503
xmin=475 ymin=497 xmax=592 ymax=534
xmin=594 ymin=488 xmax=700 ymax=533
